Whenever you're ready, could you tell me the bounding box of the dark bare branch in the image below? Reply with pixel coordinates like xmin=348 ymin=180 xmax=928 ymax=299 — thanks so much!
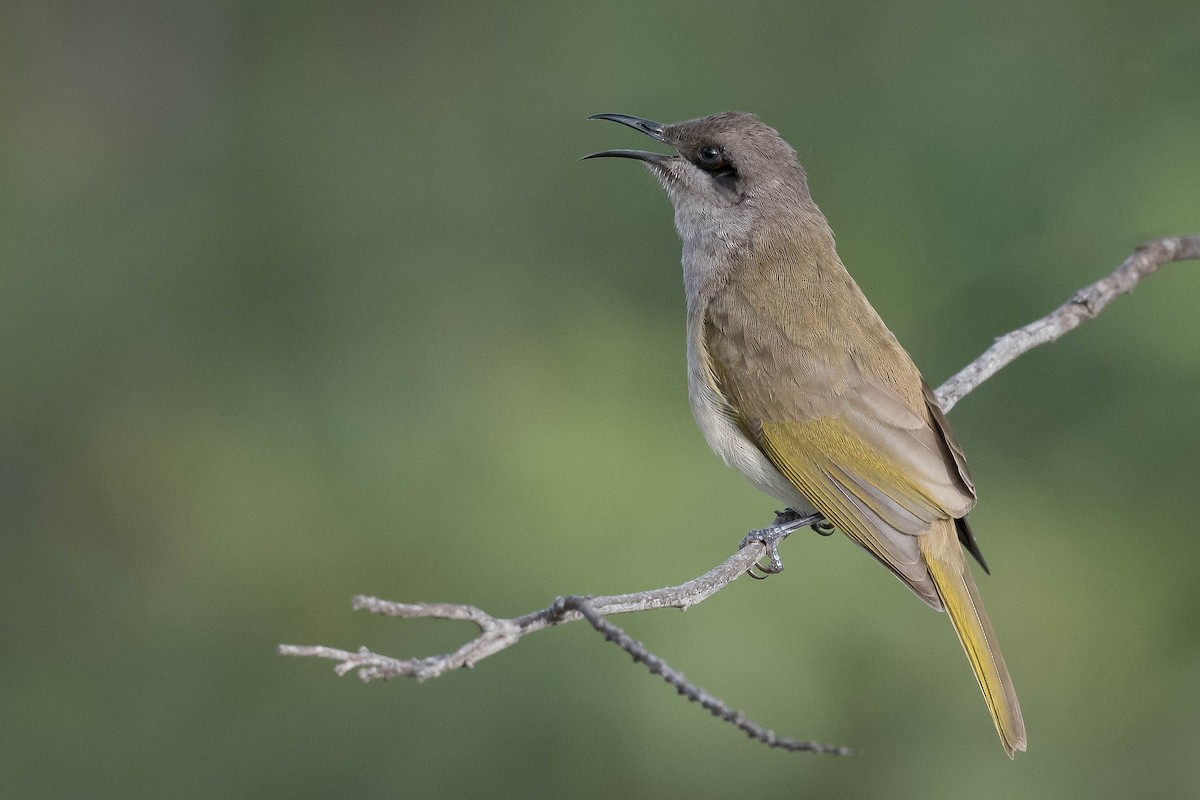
xmin=554 ymin=595 xmax=852 ymax=755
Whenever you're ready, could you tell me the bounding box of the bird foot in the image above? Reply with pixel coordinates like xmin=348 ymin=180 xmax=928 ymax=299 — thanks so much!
xmin=740 ymin=508 xmax=827 ymax=579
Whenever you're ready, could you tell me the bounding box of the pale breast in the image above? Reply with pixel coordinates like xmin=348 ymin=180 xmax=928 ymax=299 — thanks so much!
xmin=686 ymin=316 xmax=817 ymax=515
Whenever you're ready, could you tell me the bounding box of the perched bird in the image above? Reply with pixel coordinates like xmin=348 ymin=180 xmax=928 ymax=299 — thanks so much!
xmin=584 ymin=112 xmax=1026 ymax=757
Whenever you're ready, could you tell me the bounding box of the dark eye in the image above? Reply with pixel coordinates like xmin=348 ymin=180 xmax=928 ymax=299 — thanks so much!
xmin=697 ymin=145 xmax=722 ymax=165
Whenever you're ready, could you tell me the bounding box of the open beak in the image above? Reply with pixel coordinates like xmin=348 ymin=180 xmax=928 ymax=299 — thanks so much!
xmin=581 ymin=113 xmax=673 ymax=164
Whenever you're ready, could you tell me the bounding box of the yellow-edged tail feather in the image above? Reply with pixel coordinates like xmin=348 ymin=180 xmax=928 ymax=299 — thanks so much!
xmin=922 ymin=520 xmax=1027 ymax=758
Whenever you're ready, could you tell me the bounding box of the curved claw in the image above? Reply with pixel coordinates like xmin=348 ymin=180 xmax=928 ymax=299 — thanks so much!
xmin=761 ymin=542 xmax=785 ymax=574
xmin=741 ymin=509 xmax=829 ymax=579
xmin=742 ymin=541 xmax=786 ymax=578
xmin=746 ymin=564 xmax=771 ymax=580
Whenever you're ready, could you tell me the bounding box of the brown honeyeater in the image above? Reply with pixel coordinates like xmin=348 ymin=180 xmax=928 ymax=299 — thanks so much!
xmin=585 ymin=112 xmax=1026 ymax=757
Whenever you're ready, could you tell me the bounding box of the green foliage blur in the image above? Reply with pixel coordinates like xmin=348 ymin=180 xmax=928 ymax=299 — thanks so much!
xmin=3 ymin=2 xmax=1199 ymax=797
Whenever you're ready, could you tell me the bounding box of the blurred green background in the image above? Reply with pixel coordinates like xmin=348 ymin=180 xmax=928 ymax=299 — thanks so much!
xmin=3 ymin=2 xmax=1199 ymax=797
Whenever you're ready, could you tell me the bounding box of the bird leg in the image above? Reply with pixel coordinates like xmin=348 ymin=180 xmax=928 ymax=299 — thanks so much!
xmin=741 ymin=509 xmax=827 ymax=578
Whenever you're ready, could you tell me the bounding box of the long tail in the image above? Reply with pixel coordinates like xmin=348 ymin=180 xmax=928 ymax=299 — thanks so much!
xmin=921 ymin=520 xmax=1027 ymax=758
